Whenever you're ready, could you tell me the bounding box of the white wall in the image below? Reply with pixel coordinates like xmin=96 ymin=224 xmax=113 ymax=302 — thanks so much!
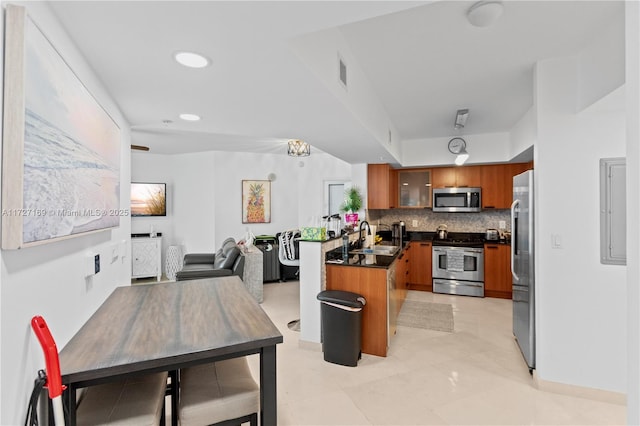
xmin=132 ymin=151 xmax=353 ymax=252
xmin=401 ymin=132 xmax=511 ymax=167
xmin=290 ymin=28 xmax=402 ymax=162
xmin=0 ymin=3 xmax=132 ymax=424
xmin=509 ymin=106 xmax=536 ymax=160
xmin=131 ymin=152 xmax=176 ymax=268
xmin=171 ymin=151 xmax=217 ymax=252
xmin=296 ymin=153 xmax=353 ymax=228
xmin=213 ymin=151 xmax=303 ymax=246
xmin=534 ymin=54 xmax=626 ymax=393
xmin=625 ymin=1 xmax=640 ymax=422
xmin=577 ymin=17 xmax=625 ymax=112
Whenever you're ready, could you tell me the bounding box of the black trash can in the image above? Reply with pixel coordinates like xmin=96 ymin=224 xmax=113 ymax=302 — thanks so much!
xmin=254 ymin=235 xmax=280 ymax=282
xmin=317 ymin=290 xmax=366 ymax=367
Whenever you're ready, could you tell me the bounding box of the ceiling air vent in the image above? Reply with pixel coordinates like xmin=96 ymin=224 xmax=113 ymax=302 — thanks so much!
xmin=338 ymin=55 xmax=347 ymax=89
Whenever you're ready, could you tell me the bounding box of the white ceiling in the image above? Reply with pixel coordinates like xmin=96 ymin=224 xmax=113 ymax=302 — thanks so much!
xmin=48 ymin=1 xmax=624 ymax=165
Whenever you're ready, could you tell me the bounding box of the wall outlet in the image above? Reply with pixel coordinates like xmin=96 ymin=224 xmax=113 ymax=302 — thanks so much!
xmin=412 ymin=220 xmax=418 ymax=227
xmin=499 ymin=220 xmax=506 ymax=229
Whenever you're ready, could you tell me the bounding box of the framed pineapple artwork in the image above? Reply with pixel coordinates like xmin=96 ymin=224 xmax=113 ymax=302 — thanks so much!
xmin=242 ymin=180 xmax=271 ymax=223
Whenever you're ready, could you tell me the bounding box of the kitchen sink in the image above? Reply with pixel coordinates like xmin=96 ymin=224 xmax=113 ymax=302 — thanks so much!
xmin=349 ymin=245 xmax=400 ymax=256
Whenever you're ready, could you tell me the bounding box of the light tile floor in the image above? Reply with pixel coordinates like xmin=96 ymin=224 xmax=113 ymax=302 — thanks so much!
xmin=246 ymin=281 xmax=626 ymax=425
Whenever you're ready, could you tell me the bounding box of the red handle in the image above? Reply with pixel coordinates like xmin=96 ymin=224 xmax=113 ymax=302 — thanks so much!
xmin=31 ymin=316 xmax=64 ymax=398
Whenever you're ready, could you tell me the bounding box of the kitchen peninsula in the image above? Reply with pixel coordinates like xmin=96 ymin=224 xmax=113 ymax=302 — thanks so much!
xmin=325 ymin=243 xmax=407 ymax=357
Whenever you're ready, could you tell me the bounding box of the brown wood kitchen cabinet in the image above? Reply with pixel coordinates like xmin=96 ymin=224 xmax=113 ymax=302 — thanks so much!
xmin=483 ymin=162 xmax=532 ymax=209
xmin=431 ymin=165 xmax=482 ymax=188
xmin=395 ymin=245 xmax=410 ymax=305
xmin=484 ymin=243 xmax=512 ymax=299
xmin=326 ymin=263 xmax=393 ymax=357
xmin=480 ymin=164 xmax=508 ymax=209
xmin=407 ymin=241 xmax=432 ymax=291
xmin=398 ymin=169 xmax=431 ymax=208
xmin=367 ymin=164 xmax=398 ymax=209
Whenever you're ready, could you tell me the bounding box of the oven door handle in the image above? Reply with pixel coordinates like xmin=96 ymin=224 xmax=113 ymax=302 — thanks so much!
xmin=511 ymin=199 xmax=519 ymax=283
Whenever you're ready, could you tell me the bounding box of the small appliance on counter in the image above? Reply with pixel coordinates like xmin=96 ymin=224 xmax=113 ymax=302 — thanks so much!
xmin=485 ymin=228 xmax=499 ymax=241
xmin=322 ymin=214 xmax=342 ymax=239
xmin=436 ymin=224 xmax=448 ymax=240
xmin=391 ymin=221 xmax=407 ymax=245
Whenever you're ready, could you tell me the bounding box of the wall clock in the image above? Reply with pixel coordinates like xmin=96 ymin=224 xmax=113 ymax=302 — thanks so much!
xmin=448 ymin=137 xmax=467 ymax=154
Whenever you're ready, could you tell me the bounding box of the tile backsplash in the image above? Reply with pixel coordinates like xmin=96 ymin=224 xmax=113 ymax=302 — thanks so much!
xmin=367 ymin=208 xmax=511 ymax=233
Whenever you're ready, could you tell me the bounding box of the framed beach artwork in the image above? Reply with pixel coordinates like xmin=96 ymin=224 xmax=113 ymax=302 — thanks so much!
xmin=242 ymin=180 xmax=271 ymax=223
xmin=2 ymin=5 xmax=121 ymax=249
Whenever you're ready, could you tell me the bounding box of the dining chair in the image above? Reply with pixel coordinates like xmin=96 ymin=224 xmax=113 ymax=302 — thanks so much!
xmin=278 ymin=230 xmax=300 ymax=281
xmin=75 ymin=372 xmax=168 ymax=425
xmin=30 ymin=316 xmax=168 ymax=426
xmin=178 ymin=357 xmax=259 ymax=426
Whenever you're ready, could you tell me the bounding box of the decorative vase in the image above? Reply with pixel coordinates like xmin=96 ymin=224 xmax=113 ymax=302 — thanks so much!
xmin=345 ymin=213 xmax=359 ymax=226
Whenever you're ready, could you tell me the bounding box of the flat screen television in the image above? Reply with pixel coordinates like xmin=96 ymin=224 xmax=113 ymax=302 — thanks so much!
xmin=131 ymin=182 xmax=166 ymax=217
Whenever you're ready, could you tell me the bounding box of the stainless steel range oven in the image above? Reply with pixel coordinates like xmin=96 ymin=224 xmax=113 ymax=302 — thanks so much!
xmin=432 ymin=244 xmax=484 ymax=297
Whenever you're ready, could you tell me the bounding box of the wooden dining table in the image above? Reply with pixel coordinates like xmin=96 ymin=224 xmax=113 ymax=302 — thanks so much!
xmin=58 ymin=276 xmax=283 ymax=425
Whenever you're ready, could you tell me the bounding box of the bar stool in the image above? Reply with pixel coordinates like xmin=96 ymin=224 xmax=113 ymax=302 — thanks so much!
xmin=179 ymin=357 xmax=259 ymax=426
xmin=30 ymin=316 xmax=167 ymax=426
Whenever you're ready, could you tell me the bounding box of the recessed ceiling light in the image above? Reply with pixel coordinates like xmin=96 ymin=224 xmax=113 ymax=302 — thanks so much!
xmin=174 ymin=51 xmax=210 ymax=68
xmin=467 ymin=1 xmax=504 ymax=27
xmin=179 ymin=113 xmax=201 ymax=121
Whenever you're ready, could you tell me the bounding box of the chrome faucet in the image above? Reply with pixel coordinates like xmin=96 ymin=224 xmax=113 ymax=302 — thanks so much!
xmin=359 ymin=220 xmax=371 ymax=249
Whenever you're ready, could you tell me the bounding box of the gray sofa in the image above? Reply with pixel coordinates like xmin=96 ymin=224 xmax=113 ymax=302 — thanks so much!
xmin=176 ymin=238 xmax=245 ymax=281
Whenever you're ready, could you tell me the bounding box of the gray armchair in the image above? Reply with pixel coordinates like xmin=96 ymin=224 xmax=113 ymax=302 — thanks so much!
xmin=176 ymin=238 xmax=245 ymax=281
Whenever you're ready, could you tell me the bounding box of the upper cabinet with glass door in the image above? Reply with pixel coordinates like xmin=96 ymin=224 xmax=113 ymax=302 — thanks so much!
xmin=398 ymin=170 xmax=432 ymax=208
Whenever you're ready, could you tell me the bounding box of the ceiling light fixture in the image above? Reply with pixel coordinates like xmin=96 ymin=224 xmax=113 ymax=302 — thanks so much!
xmin=467 ymin=1 xmax=504 ymax=28
xmin=179 ymin=113 xmax=201 ymax=121
xmin=454 ymin=108 xmax=469 ymax=129
xmin=174 ymin=51 xmax=210 ymax=68
xmin=287 ymin=139 xmax=310 ymax=157
xmin=448 ymin=137 xmax=470 ymax=166
xmin=454 ymin=148 xmax=470 ymax=166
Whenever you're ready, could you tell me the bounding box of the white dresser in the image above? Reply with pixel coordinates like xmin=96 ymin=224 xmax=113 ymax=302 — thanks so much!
xmin=131 ymin=234 xmax=162 ymax=281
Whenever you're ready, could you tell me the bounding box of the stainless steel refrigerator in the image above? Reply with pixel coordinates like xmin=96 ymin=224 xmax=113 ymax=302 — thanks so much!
xmin=511 ymin=170 xmax=535 ymax=371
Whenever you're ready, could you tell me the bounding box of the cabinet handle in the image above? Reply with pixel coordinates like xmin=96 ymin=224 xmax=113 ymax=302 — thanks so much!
xmin=486 ymin=245 xmax=498 ymax=249
xmin=484 ymin=205 xmax=496 ymax=209
xmin=420 ymin=243 xmax=430 ymax=246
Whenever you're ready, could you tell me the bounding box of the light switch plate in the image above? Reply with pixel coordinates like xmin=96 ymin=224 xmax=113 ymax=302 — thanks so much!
xmin=552 ymin=234 xmax=562 ymax=249
xmin=412 ymin=220 xmax=418 ymax=227
xmin=499 ymin=220 xmax=506 ymax=229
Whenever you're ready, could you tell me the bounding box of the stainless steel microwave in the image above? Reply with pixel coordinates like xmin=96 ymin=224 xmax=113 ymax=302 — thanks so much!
xmin=432 ymin=187 xmax=482 ymax=212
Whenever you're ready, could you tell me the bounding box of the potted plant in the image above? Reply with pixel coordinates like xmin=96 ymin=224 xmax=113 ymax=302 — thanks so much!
xmin=340 ymin=186 xmax=363 ymax=227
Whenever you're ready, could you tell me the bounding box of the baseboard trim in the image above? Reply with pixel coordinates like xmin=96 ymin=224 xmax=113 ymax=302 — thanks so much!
xmin=533 ymin=371 xmax=626 ymax=405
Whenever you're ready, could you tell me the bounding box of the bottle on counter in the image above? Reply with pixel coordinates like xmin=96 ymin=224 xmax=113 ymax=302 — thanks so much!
xmin=342 ymin=234 xmax=349 ymax=258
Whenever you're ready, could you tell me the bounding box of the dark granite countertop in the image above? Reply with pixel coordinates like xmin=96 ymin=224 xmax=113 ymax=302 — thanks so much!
xmin=325 ymin=240 xmax=408 ymax=269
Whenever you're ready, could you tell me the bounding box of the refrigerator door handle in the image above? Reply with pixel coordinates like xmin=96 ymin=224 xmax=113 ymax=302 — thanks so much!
xmin=511 ymin=199 xmax=520 ymax=283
